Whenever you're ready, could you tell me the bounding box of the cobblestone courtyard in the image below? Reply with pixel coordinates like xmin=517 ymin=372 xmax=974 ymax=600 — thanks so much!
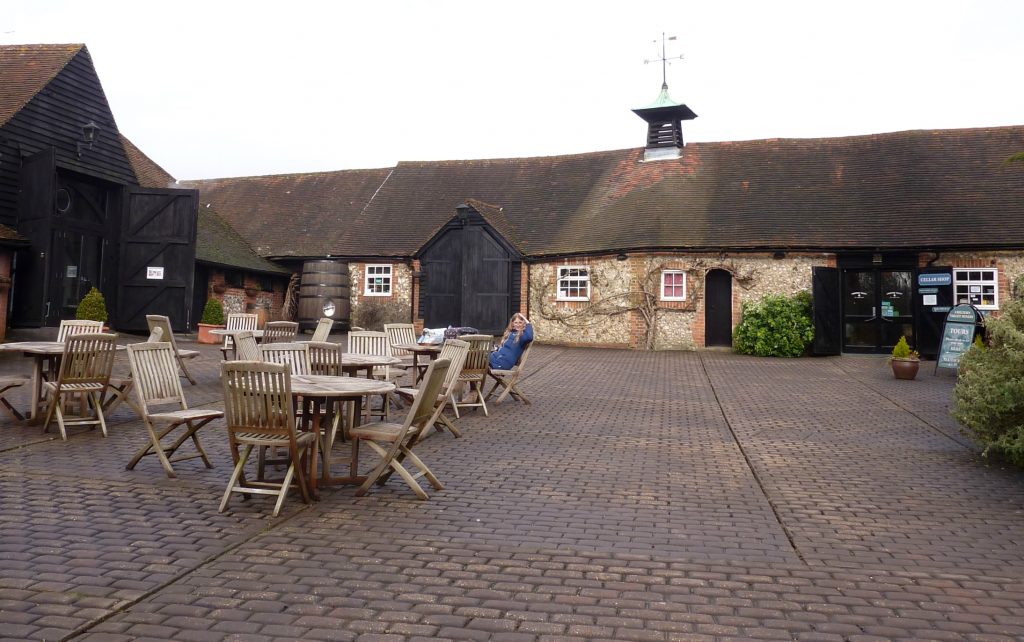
xmin=1 ymin=333 xmax=1022 ymax=641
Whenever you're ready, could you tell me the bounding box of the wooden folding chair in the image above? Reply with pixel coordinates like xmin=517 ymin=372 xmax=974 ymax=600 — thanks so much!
xmin=102 ymin=325 xmax=163 ymax=414
xmin=348 ymin=330 xmax=404 ymax=420
xmin=486 ymin=339 xmax=534 ymax=405
xmin=395 ymin=339 xmax=469 ymax=439
xmin=220 ymin=361 xmax=314 ymax=517
xmin=351 ymin=358 xmax=451 ymax=500
xmin=452 ymin=334 xmax=491 ymax=418
xmin=42 ymin=333 xmax=118 ymax=440
xmin=233 ymin=330 xmax=262 ymax=361
xmin=307 ymin=341 xmax=343 ymax=376
xmin=220 ymin=313 xmax=259 ymax=360
xmin=57 ymin=319 xmax=104 ymax=341
xmin=125 ymin=341 xmax=224 ymax=478
xmin=259 ymin=342 xmax=310 ymax=375
xmin=262 ymin=321 xmax=299 ymax=345
xmin=310 ymin=318 xmax=334 ymax=342
xmin=0 ymin=375 xmax=29 ymax=420
xmin=384 ymin=322 xmax=423 ymax=376
xmin=146 ymin=315 xmax=200 ymax=385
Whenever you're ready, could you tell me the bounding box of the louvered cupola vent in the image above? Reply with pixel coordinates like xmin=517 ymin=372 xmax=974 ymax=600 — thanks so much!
xmin=632 ymin=83 xmax=697 ymax=162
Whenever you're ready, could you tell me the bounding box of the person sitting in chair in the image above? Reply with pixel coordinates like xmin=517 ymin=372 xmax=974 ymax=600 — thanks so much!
xmin=489 ymin=313 xmax=534 ymax=370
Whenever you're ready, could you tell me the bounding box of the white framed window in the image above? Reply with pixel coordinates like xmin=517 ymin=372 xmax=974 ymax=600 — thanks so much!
xmin=557 ymin=266 xmax=590 ymax=301
xmin=954 ymin=268 xmax=999 ymax=310
xmin=364 ymin=264 xmax=392 ymax=296
xmin=661 ymin=269 xmax=687 ymax=301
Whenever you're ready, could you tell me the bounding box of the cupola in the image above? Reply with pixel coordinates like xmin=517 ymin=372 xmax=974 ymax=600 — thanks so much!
xmin=632 ymin=82 xmax=697 ymax=161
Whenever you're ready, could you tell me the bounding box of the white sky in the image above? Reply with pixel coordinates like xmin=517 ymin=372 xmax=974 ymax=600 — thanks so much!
xmin=3 ymin=0 xmax=1023 ymax=180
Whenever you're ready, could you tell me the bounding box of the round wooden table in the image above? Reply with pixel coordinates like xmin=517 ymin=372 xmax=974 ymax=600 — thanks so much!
xmin=290 ymin=374 xmax=395 ymax=497
xmin=340 ymin=353 xmax=402 ymax=378
xmin=391 ymin=343 xmax=442 ymax=383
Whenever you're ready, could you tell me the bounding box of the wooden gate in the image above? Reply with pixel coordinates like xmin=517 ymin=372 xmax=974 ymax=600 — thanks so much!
xmin=12 ymin=149 xmax=55 ymax=326
xmin=116 ymin=187 xmax=199 ymax=332
xmin=419 ymin=216 xmax=519 ymax=336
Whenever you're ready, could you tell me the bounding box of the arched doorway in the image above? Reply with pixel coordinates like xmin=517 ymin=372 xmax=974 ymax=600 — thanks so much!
xmin=705 ymin=269 xmax=733 ymax=347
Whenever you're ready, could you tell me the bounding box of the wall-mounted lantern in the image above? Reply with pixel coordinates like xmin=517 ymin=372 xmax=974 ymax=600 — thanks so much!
xmin=76 ymin=121 xmax=101 ymax=159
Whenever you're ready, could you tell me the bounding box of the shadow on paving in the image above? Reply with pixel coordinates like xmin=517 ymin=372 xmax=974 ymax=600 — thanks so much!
xmin=2 ymin=333 xmax=1024 ymax=641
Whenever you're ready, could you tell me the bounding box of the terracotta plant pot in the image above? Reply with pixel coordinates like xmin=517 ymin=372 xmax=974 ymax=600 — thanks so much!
xmin=197 ymin=322 xmax=224 ymax=345
xmin=891 ymin=357 xmax=920 ymax=380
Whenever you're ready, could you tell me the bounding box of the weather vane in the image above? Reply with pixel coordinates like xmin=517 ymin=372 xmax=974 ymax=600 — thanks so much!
xmin=644 ymin=33 xmax=684 ymax=86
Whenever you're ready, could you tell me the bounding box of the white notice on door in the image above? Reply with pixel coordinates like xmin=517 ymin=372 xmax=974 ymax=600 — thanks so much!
xmin=146 ymin=266 xmax=165 ymax=280
xmin=923 ymin=294 xmax=937 ymax=306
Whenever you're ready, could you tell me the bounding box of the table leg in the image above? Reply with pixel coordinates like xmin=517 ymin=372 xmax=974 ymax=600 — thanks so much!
xmin=29 ymin=356 xmax=44 ymax=423
xmin=308 ymin=399 xmax=321 ymax=500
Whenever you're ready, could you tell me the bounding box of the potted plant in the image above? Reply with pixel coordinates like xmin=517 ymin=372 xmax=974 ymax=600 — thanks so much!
xmin=890 ymin=335 xmax=920 ymax=380
xmin=76 ymin=287 xmax=109 ymax=330
xmin=197 ymin=298 xmax=225 ymax=344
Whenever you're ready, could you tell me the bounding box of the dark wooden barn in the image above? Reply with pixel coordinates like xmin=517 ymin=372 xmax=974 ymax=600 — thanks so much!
xmin=0 ymin=44 xmax=200 ymax=332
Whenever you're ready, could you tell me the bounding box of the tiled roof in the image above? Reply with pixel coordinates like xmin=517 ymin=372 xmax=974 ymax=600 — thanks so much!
xmin=184 ymin=168 xmax=394 ymax=258
xmin=0 ymin=44 xmax=82 ymax=127
xmin=196 ymin=205 xmax=290 ymax=275
xmin=0 ymin=223 xmax=28 ymax=247
xmin=120 ymin=134 xmax=175 ymax=188
xmin=189 ymin=125 xmax=1024 ymax=260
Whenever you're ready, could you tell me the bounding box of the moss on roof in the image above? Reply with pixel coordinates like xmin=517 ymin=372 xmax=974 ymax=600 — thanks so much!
xmin=196 ymin=205 xmax=290 ymax=275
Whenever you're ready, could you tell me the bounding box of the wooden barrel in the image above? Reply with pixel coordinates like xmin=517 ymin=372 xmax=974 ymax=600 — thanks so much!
xmin=297 ymin=260 xmax=350 ymax=330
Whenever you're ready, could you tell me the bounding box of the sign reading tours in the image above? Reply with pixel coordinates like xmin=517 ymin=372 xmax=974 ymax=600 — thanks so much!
xmin=936 ymin=304 xmax=982 ymax=370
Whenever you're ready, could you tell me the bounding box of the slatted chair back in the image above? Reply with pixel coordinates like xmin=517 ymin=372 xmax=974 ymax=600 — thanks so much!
xmin=383 ymin=323 xmax=418 ymax=358
xmin=259 ymin=342 xmax=311 ymax=376
xmin=452 ymin=334 xmax=493 ymax=417
xmin=220 ymin=361 xmax=312 ymax=516
xmin=307 ymin=341 xmax=343 ymax=376
xmin=126 ymin=342 xmax=186 ymax=415
xmin=221 ymin=313 xmax=259 ymax=354
xmin=58 ymin=319 xmax=104 ymax=341
xmin=233 ymin=330 xmax=261 ymax=361
xmin=42 ymin=333 xmax=118 ymax=440
xmin=146 ymin=314 xmax=200 ymax=385
xmin=486 ymin=337 xmax=535 ymax=405
xmin=348 ymin=330 xmax=398 ymax=381
xmin=310 ymin=318 xmax=334 ymax=342
xmin=262 ymin=321 xmax=299 ymax=345
xmin=437 ymin=338 xmax=470 ymax=395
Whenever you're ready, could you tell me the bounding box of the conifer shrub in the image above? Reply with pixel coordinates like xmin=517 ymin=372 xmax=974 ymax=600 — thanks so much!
xmin=201 ymin=299 xmax=225 ymax=325
xmin=952 ymin=301 xmax=1024 ymax=466
xmin=75 ymin=287 xmax=108 ymax=323
xmin=733 ymin=291 xmax=814 ymax=357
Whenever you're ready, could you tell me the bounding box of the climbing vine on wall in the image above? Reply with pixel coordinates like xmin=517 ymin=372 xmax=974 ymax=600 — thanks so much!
xmin=533 ymin=256 xmax=757 ymax=349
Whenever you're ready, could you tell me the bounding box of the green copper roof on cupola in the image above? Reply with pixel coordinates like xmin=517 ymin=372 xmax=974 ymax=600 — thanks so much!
xmin=638 ymin=82 xmax=683 ymax=110
xmin=632 ymin=82 xmax=697 ymax=123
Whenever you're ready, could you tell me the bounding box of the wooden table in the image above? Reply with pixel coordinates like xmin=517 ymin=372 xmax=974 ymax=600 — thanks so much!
xmin=290 ymin=374 xmax=395 ymax=497
xmin=391 ymin=343 xmax=441 ymax=383
xmin=340 ymin=353 xmax=402 ymax=379
xmin=209 ymin=328 xmax=265 ymax=339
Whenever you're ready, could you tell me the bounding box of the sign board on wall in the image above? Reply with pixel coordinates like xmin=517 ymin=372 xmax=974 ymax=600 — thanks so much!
xmin=936 ymin=304 xmax=982 ymax=370
xmin=146 ymin=266 xmax=165 ymax=280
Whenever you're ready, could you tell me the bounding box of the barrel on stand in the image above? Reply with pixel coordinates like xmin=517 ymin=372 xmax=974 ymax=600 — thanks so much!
xmin=297 ymin=260 xmax=351 ymax=331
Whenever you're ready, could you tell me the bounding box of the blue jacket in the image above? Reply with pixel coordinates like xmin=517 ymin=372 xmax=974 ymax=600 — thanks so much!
xmin=489 ymin=324 xmax=533 ymax=370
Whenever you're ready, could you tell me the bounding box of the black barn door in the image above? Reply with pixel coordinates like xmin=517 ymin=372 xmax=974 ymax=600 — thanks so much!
xmin=421 ymin=231 xmax=462 ymax=329
xmin=705 ymin=269 xmax=733 ymax=347
xmin=812 ymin=266 xmax=841 ymax=355
xmin=13 ymin=149 xmax=55 ymax=326
xmin=116 ymin=187 xmax=199 ymax=332
xmin=420 ymin=220 xmax=517 ymax=336
xmin=463 ymin=226 xmax=511 ymax=334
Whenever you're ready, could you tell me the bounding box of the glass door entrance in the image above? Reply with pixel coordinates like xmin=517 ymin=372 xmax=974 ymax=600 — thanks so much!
xmin=842 ymin=269 xmax=914 ymax=353
xmin=49 ymin=229 xmax=104 ymax=324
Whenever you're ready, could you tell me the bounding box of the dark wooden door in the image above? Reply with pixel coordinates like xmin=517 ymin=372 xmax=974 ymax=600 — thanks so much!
xmin=705 ymin=269 xmax=733 ymax=347
xmin=462 ymin=226 xmax=511 ymax=334
xmin=116 ymin=187 xmax=199 ymax=332
xmin=13 ymin=148 xmax=55 ymax=326
xmin=812 ymin=266 xmax=841 ymax=355
xmin=420 ymin=223 xmax=516 ymax=335
xmin=421 ymin=231 xmax=463 ymax=329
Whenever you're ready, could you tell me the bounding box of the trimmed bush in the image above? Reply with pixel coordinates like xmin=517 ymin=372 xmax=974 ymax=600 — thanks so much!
xmin=952 ymin=300 xmax=1024 ymax=465
xmin=75 ymin=287 xmax=108 ymax=323
xmin=201 ymin=299 xmax=225 ymax=325
xmin=733 ymin=291 xmax=814 ymax=357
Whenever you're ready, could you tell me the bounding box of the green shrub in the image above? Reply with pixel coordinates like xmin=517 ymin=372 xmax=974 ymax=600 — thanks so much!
xmin=891 ymin=335 xmax=918 ymax=359
xmin=201 ymin=299 xmax=225 ymax=325
xmin=952 ymin=300 xmax=1024 ymax=465
xmin=75 ymin=287 xmax=108 ymax=323
xmin=733 ymin=291 xmax=814 ymax=357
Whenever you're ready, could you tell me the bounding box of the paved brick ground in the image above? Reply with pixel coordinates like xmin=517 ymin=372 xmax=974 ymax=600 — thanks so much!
xmin=2 ymin=329 xmax=1024 ymax=641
